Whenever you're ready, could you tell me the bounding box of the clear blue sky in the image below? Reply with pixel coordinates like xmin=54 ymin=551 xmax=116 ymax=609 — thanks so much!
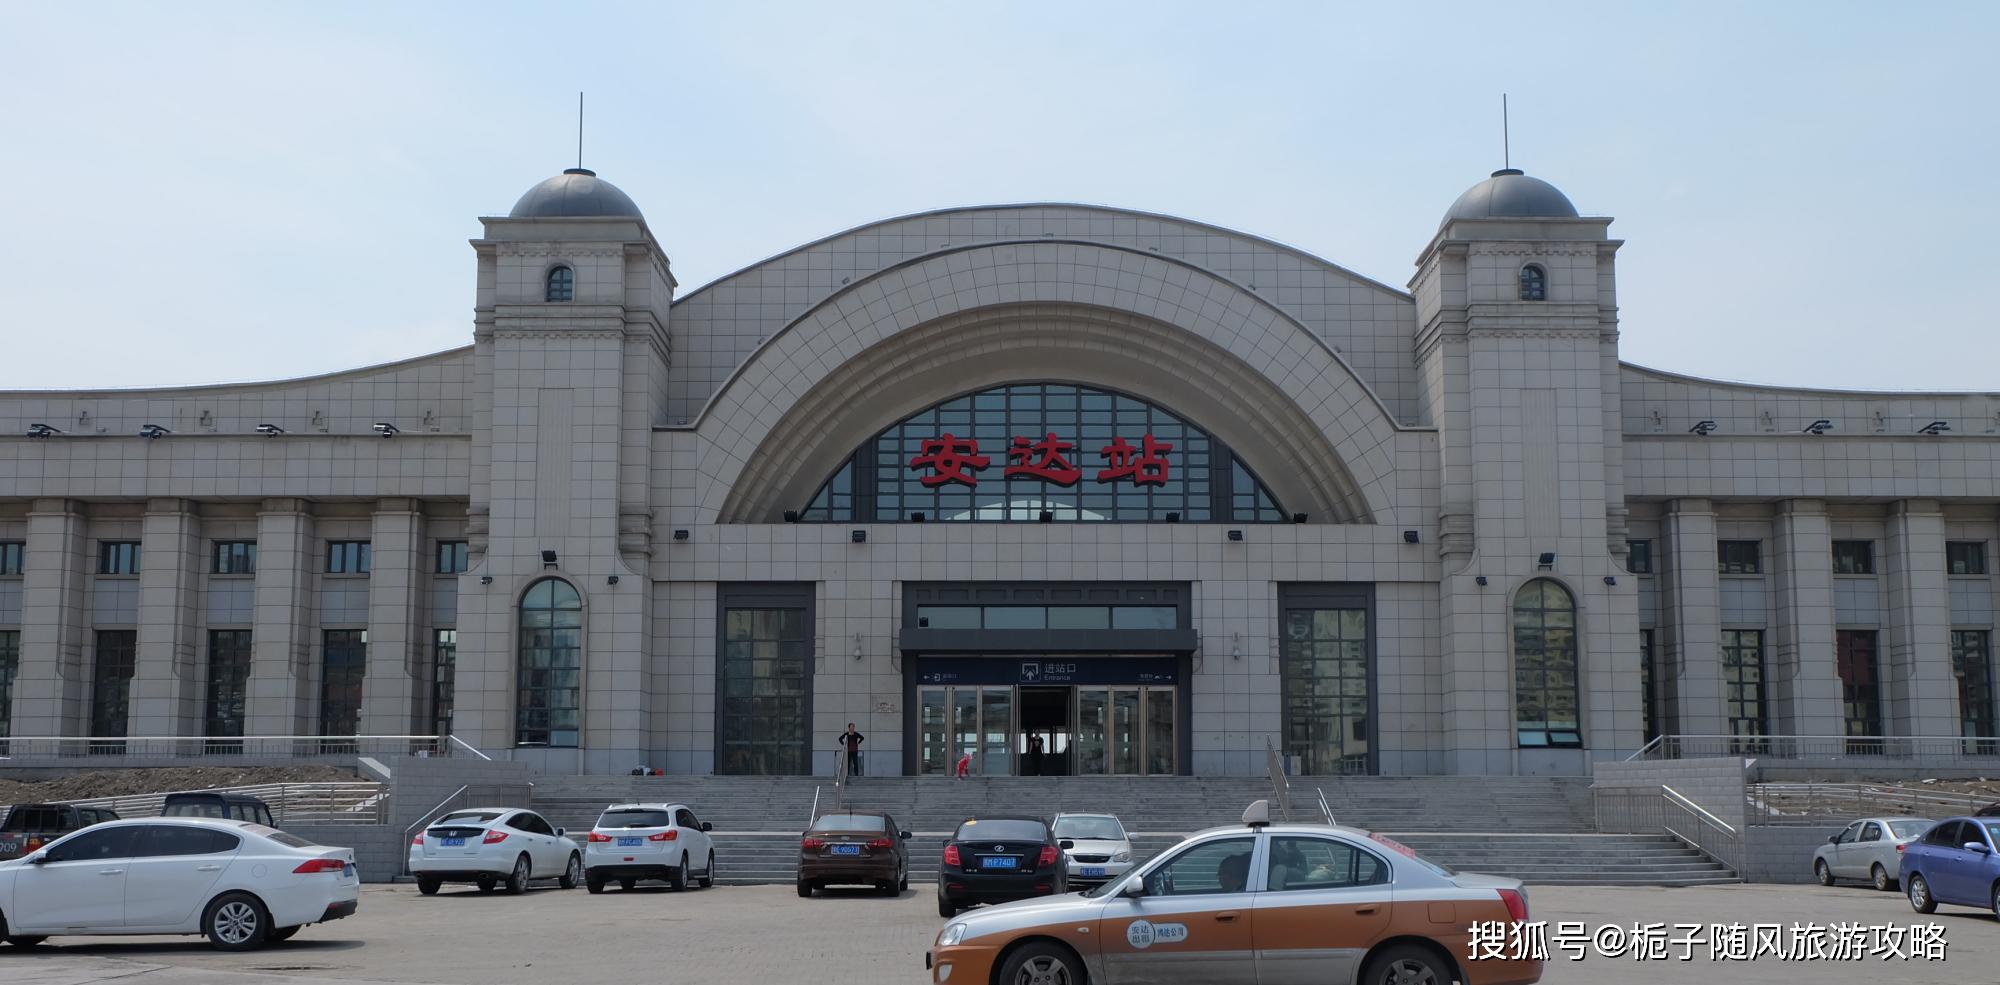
xmin=3 ymin=1 xmax=1995 ymax=391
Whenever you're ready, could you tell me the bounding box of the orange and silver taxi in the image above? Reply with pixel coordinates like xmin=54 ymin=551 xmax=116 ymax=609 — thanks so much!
xmin=926 ymin=800 xmax=1541 ymax=985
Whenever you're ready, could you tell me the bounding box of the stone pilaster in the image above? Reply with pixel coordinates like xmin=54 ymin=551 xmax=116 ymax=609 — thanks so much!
xmin=1884 ymin=500 xmax=1958 ymax=735
xmin=13 ymin=499 xmax=89 ymax=736
xmin=129 ymin=499 xmax=202 ymax=735
xmin=1661 ymin=499 xmax=1724 ymax=736
xmin=248 ymin=499 xmax=315 ymax=736
xmin=362 ymin=500 xmax=425 ymax=734
xmin=1772 ymin=500 xmax=1842 ymax=736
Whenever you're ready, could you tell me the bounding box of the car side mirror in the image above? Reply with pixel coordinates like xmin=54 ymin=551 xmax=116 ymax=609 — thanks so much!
xmin=556 ymin=828 xmax=566 ymax=839
xmin=1059 ymin=839 xmax=1075 ymax=850
xmin=1965 ymin=842 xmax=1991 ymax=854
xmin=900 ymin=830 xmax=913 ymax=840
xmin=701 ymin=822 xmax=714 ymax=832
xmin=1828 ymin=835 xmax=1840 ymax=844
xmin=1121 ymin=881 xmax=1146 ymax=899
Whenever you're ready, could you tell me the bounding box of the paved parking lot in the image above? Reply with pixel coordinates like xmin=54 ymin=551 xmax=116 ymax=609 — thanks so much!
xmin=1 ymin=881 xmax=1989 ymax=985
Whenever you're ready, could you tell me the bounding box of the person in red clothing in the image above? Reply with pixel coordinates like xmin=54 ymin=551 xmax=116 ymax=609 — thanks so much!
xmin=955 ymin=750 xmax=972 ymax=780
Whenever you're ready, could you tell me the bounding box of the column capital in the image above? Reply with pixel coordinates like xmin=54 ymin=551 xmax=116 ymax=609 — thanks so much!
xmin=1891 ymin=499 xmax=1944 ymax=519
xmin=1665 ymin=498 xmax=1713 ymax=517
xmin=144 ymin=497 xmax=200 ymax=516
xmin=1776 ymin=498 xmax=1828 ymax=518
xmin=258 ymin=497 xmax=312 ymax=515
xmin=375 ymin=498 xmax=423 ymax=515
xmin=27 ymin=497 xmax=84 ymax=516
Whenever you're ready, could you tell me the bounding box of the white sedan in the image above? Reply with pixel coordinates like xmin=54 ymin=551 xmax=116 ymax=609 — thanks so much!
xmin=0 ymin=817 xmax=359 ymax=951
xmin=409 ymin=807 xmax=582 ymax=895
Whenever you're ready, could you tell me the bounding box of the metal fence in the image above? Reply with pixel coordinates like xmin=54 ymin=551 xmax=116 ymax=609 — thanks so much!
xmin=1629 ymin=734 xmax=2000 ymax=763
xmin=1746 ymin=781 xmax=1993 ymax=824
xmin=2 ymin=781 xmax=389 ymax=826
xmin=0 ymin=734 xmax=457 ymax=760
xmin=1596 ymin=784 xmax=1743 ymax=879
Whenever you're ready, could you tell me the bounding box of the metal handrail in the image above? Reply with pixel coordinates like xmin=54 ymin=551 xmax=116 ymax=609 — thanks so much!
xmin=403 ymin=784 xmax=470 ymax=876
xmin=1662 ymin=784 xmax=1737 ymax=834
xmin=1747 ymin=781 xmax=1993 ymax=822
xmin=808 ymin=786 xmax=821 ymax=830
xmin=448 ymin=735 xmax=492 ymax=761
xmin=832 ymin=746 xmax=849 ymax=810
xmin=1631 ymin=733 xmax=2000 ymax=762
xmin=1659 ymin=784 xmax=1743 ymax=880
xmin=1624 ymin=735 xmax=1665 ymax=762
xmin=0 ymin=734 xmax=453 ymax=758
xmin=1265 ymin=738 xmax=1293 ymax=822
xmin=1315 ymin=787 xmax=1335 ymax=826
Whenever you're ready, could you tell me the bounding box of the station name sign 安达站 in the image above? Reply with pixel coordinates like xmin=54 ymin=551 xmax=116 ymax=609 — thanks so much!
xmin=909 ymin=432 xmax=1175 ymax=487
xmin=916 ymin=656 xmax=1180 ymax=687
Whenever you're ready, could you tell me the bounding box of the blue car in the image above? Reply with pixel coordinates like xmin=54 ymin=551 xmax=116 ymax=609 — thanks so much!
xmin=1899 ymin=816 xmax=2000 ymax=916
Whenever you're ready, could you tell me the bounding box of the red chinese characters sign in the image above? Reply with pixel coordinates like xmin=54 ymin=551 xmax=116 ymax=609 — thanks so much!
xmin=910 ymin=433 xmax=1173 ymax=488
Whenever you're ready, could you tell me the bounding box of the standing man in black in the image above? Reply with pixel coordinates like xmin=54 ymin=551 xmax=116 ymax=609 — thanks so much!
xmin=1025 ymin=734 xmax=1045 ymax=776
xmin=838 ymin=723 xmax=866 ymax=777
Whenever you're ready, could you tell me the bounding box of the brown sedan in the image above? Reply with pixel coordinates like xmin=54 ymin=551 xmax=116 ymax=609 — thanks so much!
xmin=797 ymin=810 xmax=912 ymax=897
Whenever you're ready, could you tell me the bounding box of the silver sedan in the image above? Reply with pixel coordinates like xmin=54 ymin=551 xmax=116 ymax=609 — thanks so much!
xmin=1814 ymin=817 xmax=1934 ymax=891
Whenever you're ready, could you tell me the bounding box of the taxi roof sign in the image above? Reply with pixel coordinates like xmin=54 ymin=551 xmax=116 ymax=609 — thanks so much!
xmin=1242 ymin=799 xmax=1272 ymax=828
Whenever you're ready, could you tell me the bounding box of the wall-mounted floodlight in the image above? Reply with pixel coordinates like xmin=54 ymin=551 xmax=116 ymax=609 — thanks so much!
xmin=1538 ymin=552 xmax=1557 ymax=568
xmin=1227 ymin=530 xmax=1245 ymax=542
xmin=26 ymin=423 xmax=60 ymax=438
xmin=541 ymin=550 xmax=558 ymax=568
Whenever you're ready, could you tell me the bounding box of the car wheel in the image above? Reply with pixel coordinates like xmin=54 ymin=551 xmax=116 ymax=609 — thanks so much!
xmin=1872 ymin=863 xmax=1893 ymax=892
xmin=937 ymin=896 xmax=957 ymax=919
xmin=1992 ymin=881 xmax=2000 ymax=920
xmin=266 ymin=925 xmax=301 ymax=943
xmin=698 ymin=851 xmax=715 ymax=889
xmin=996 ymin=942 xmax=1083 ymax=985
xmin=5 ymin=936 xmax=48 ymax=948
xmin=797 ymin=879 xmax=813 ymax=898
xmin=506 ymin=854 xmax=531 ymax=895
xmin=1908 ymin=873 xmax=1937 ymax=914
xmin=560 ymin=853 xmax=583 ymax=890
xmin=417 ymin=875 xmax=442 ymax=896
xmin=203 ymin=892 xmax=270 ymax=952
xmin=587 ymin=877 xmax=606 ymax=894
xmin=900 ymin=868 xmax=909 ymax=893
xmin=620 ymin=878 xmax=636 ymax=891
xmin=1361 ymin=943 xmax=1452 ymax=985
xmin=477 ymin=876 xmax=497 ymax=893
xmin=1814 ymin=859 xmax=1834 ymax=886
xmin=669 ymin=853 xmax=688 ymax=891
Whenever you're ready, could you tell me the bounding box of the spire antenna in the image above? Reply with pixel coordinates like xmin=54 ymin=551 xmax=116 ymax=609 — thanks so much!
xmin=1502 ymin=93 xmax=1510 ymax=171
xmin=577 ymin=91 xmax=585 ymax=171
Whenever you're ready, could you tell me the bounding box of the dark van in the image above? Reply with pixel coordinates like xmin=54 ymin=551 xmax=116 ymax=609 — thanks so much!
xmin=161 ymin=791 xmax=277 ymax=828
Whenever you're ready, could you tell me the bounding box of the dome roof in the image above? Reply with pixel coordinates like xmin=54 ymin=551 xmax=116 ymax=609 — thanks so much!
xmin=1440 ymin=169 xmax=1578 ymax=227
xmin=508 ymin=168 xmax=644 ymax=220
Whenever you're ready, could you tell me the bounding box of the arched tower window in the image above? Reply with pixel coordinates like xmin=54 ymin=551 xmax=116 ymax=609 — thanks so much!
xmin=545 ymin=265 xmax=575 ymax=302
xmin=1514 ymin=579 xmax=1580 ymax=748
xmin=1518 ymin=264 xmax=1546 ymax=301
xmin=517 ymin=577 xmax=582 ymax=747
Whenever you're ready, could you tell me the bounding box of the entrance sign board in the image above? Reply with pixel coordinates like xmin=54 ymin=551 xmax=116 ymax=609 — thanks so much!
xmin=916 ymin=655 xmax=1179 ymax=686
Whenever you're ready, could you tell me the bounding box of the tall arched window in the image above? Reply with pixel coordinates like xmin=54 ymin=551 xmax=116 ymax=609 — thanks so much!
xmin=517 ymin=577 xmax=582 ymax=747
xmin=545 ymin=265 xmax=575 ymax=302
xmin=1518 ymin=264 xmax=1546 ymax=301
xmin=1514 ymin=578 xmax=1580 ymax=748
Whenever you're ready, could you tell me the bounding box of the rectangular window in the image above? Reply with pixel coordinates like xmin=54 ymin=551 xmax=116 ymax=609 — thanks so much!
xmin=1948 ymin=541 xmax=1989 ymax=576
xmin=205 ymin=629 xmax=253 ymax=740
xmin=319 ymin=629 xmax=367 ymax=740
xmin=211 ymin=541 xmax=256 ymax=575
xmin=1640 ymin=629 xmax=1656 ymax=744
xmin=435 ymin=541 xmax=469 ymax=574
xmin=1279 ymin=589 xmax=1372 ymax=775
xmin=1721 ymin=629 xmax=1766 ymax=742
xmin=1717 ymin=540 xmax=1760 ymax=575
xmin=1836 ymin=630 xmax=1883 ymax=751
xmin=325 ymin=541 xmax=371 ymax=574
xmin=0 ymin=541 xmax=23 ymax=576
xmin=91 ymin=630 xmax=138 ymax=740
xmin=98 ymin=541 xmax=141 ymax=575
xmin=1832 ymin=540 xmax=1875 ymax=575
xmin=432 ymin=628 xmax=457 ymax=736
xmin=717 ymin=595 xmax=812 ymax=775
xmin=1626 ymin=540 xmax=1652 ymax=575
xmin=1953 ymin=630 xmax=1995 ymax=746
xmin=0 ymin=630 xmax=18 ymax=740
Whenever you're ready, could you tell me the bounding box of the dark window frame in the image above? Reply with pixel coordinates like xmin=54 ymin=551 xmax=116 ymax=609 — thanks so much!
xmin=1513 ymin=579 xmax=1583 ymax=749
xmin=435 ymin=540 xmax=469 ymax=574
xmin=212 ymin=540 xmax=257 ymax=575
xmin=97 ymin=541 xmax=141 ymax=576
xmin=319 ymin=629 xmax=367 ymax=740
xmin=516 ymin=578 xmax=583 ymax=748
xmin=1836 ymin=629 xmax=1883 ymax=751
xmin=432 ymin=627 xmax=457 ymax=736
xmin=1626 ymin=540 xmax=1652 ymax=575
xmin=545 ymin=265 xmax=575 ymax=302
xmin=1953 ymin=629 xmax=1995 ymax=744
xmin=91 ymin=629 xmax=138 ymax=741
xmin=1278 ymin=583 xmax=1376 ymax=775
xmin=0 ymin=629 xmax=18 ymax=740
xmin=0 ymin=540 xmax=23 ymax=576
xmin=325 ymin=541 xmax=372 ymax=575
xmin=205 ymin=628 xmax=253 ymax=741
xmin=716 ymin=583 xmax=814 ymax=775
xmin=1832 ymin=540 xmax=1875 ymax=575
xmin=1948 ymin=541 xmax=1988 ymax=576
xmin=1518 ymin=263 xmax=1547 ymax=301
xmin=1722 ymin=629 xmax=1767 ymax=742
xmin=1717 ymin=540 xmax=1761 ymax=575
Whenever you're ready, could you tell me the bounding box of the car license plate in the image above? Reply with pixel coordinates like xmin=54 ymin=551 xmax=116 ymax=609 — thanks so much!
xmin=618 ymin=837 xmax=643 ymax=847
xmin=442 ymin=837 xmax=465 ymax=847
xmin=831 ymin=844 xmax=862 ymax=856
xmin=982 ymin=856 xmax=1018 ymax=869
xmin=1082 ymin=866 xmax=1105 ymax=878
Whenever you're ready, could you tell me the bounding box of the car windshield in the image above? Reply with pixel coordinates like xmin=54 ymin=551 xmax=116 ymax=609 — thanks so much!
xmin=598 ymin=809 xmax=674 ymax=829
xmin=1983 ymin=821 xmax=2000 ymax=843
xmin=956 ymin=819 xmax=1046 ymax=842
xmin=1054 ymin=817 xmax=1125 ymax=841
xmin=437 ymin=811 xmax=504 ymax=825
xmin=163 ymin=803 xmax=228 ymax=818
xmin=811 ymin=813 xmax=886 ymax=832
xmin=1888 ymin=820 xmax=1934 ymax=839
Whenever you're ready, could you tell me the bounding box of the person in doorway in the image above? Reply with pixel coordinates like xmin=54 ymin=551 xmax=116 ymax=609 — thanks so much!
xmin=837 ymin=723 xmax=866 ymax=777
xmin=1025 ymin=734 xmax=1045 ymax=776
xmin=955 ymin=749 xmax=972 ymax=780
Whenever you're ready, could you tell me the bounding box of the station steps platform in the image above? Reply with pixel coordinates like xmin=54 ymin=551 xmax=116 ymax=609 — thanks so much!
xmin=517 ymin=774 xmax=1729 ymax=888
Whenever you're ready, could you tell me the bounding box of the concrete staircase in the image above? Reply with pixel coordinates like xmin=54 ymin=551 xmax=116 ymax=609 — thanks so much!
xmin=1379 ymin=833 xmax=1739 ymax=887
xmin=524 ymin=773 xmax=1732 ymax=887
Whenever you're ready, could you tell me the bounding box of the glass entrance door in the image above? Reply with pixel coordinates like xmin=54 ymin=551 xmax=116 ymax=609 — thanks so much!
xmin=919 ymin=685 xmax=1015 ymax=776
xmin=1073 ymin=686 xmax=1176 ymax=775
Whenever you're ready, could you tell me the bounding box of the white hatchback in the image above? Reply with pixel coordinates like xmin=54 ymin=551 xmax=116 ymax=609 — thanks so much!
xmin=408 ymin=807 xmax=583 ymax=895
xmin=0 ymin=817 xmax=359 ymax=951
xmin=583 ymin=803 xmax=716 ymax=892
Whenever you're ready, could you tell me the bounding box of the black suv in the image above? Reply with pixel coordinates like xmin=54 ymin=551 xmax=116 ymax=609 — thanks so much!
xmin=937 ymin=815 xmax=1067 ymax=918
xmin=0 ymin=804 xmax=120 ymax=860
xmin=161 ymin=792 xmax=277 ymax=828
